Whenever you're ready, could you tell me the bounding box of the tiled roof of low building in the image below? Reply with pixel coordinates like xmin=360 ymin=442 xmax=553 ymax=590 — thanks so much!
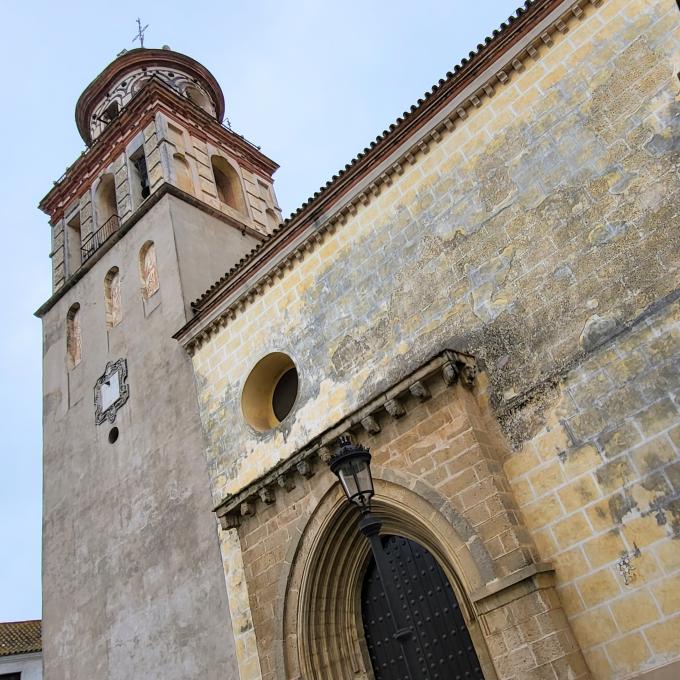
xmin=0 ymin=620 xmax=42 ymax=657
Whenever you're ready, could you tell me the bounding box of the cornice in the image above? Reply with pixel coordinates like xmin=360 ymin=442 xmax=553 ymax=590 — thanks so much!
xmin=75 ymin=47 xmax=226 ymax=145
xmin=39 ymin=78 xmax=279 ymax=223
xmin=176 ymin=0 xmax=602 ymax=354
xmin=34 ymin=183 xmax=266 ymax=318
xmin=214 ymin=349 xmax=478 ymax=526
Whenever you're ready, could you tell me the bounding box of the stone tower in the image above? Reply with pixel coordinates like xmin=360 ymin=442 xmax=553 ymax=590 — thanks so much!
xmin=36 ymin=47 xmax=281 ymax=679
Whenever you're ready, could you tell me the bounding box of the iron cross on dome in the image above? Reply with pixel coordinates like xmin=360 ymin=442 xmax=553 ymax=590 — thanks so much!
xmin=133 ymin=18 xmax=149 ymax=48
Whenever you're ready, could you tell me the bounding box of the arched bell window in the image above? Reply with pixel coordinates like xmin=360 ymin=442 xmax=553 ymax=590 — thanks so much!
xmin=184 ymin=85 xmax=212 ymax=114
xmin=139 ymin=241 xmax=159 ymax=299
xmin=66 ymin=303 xmax=82 ymax=369
xmin=104 ymin=267 xmax=122 ymax=328
xmin=94 ymin=173 xmax=117 ymax=227
xmin=266 ymin=208 xmax=280 ymax=232
xmin=211 ymin=155 xmax=246 ymax=213
xmin=173 ymin=153 xmax=194 ymax=195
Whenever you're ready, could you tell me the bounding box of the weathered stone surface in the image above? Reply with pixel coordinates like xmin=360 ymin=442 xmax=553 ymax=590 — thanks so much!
xmin=186 ymin=1 xmax=680 ymax=679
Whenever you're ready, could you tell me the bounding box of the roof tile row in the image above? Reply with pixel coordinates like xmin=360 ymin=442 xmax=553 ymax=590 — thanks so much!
xmin=0 ymin=620 xmax=41 ymax=657
xmin=191 ymin=0 xmax=540 ymax=310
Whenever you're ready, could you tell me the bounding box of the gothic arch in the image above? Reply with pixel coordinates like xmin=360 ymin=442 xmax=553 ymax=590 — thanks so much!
xmin=211 ymin=155 xmax=246 ymax=213
xmin=278 ymin=470 xmax=497 ymax=680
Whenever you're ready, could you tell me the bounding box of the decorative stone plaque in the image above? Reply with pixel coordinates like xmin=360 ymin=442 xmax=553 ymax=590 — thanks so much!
xmin=94 ymin=358 xmax=129 ymax=424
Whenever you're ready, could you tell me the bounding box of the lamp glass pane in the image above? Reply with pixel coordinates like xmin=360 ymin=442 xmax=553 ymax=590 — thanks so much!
xmin=355 ymin=464 xmax=373 ymax=495
xmin=337 ymin=462 xmax=359 ymax=498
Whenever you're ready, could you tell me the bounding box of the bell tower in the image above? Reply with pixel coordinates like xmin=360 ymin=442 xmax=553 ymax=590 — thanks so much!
xmin=36 ymin=47 xmax=279 ymax=680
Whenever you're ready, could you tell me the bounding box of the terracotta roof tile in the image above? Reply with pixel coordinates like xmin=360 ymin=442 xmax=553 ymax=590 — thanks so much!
xmin=191 ymin=0 xmax=543 ymax=312
xmin=0 ymin=620 xmax=42 ymax=657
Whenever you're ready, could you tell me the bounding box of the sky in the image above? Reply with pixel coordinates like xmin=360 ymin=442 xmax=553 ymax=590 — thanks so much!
xmin=0 ymin=0 xmax=524 ymax=621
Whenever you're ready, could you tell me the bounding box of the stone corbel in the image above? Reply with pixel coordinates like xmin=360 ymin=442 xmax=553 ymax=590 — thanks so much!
xmin=219 ymin=513 xmax=241 ymax=530
xmin=297 ymin=460 xmax=314 ymax=479
xmin=459 ymin=356 xmax=478 ymax=390
xmin=361 ymin=415 xmax=381 ymax=435
xmin=259 ymin=487 xmax=275 ymax=505
xmin=409 ymin=380 xmax=431 ymax=401
xmin=384 ymin=398 xmax=406 ymax=419
xmin=554 ymin=19 xmax=568 ymax=34
xmin=277 ymin=473 xmax=296 ymax=492
xmin=240 ymin=500 xmax=255 ymax=517
xmin=442 ymin=360 xmax=459 ymax=386
xmin=317 ymin=445 xmax=333 ymax=463
xmin=442 ymin=351 xmax=478 ymax=390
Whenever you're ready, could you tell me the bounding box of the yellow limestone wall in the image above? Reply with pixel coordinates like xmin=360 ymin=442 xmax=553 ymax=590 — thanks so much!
xmin=192 ymin=1 xmax=680 ymax=676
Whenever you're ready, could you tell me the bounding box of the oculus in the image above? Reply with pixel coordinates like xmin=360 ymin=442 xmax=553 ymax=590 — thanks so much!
xmin=94 ymin=358 xmax=130 ymax=425
xmin=242 ymin=353 xmax=299 ymax=432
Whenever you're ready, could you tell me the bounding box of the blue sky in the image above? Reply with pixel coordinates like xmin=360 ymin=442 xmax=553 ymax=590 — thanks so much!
xmin=0 ymin=0 xmax=523 ymax=621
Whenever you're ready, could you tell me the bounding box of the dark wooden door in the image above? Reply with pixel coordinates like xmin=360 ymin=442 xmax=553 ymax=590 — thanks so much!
xmin=361 ymin=535 xmax=485 ymax=680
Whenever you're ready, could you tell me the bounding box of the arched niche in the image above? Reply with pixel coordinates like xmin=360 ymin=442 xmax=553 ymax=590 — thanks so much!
xmin=173 ymin=153 xmax=194 ymax=195
xmin=184 ymin=84 xmax=213 ymax=114
xmin=266 ymin=208 xmax=280 ymax=232
xmin=66 ymin=303 xmax=82 ymax=369
xmin=104 ymin=267 xmax=122 ymax=328
xmin=139 ymin=241 xmax=159 ymax=299
xmin=211 ymin=155 xmax=246 ymax=213
xmin=279 ymin=473 xmax=497 ymax=680
xmin=94 ymin=173 xmax=117 ymax=227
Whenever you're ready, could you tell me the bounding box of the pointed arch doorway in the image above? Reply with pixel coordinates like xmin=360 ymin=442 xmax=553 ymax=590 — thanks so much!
xmin=280 ymin=476 xmax=497 ymax=680
xmin=362 ymin=534 xmax=485 ymax=680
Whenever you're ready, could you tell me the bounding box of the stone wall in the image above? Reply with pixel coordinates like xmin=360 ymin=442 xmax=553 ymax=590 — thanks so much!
xmin=505 ymin=298 xmax=680 ymax=677
xmin=228 ymin=368 xmax=589 ymax=680
xmin=49 ymin=112 xmax=281 ymax=293
xmin=193 ymin=0 xmax=679 ymax=503
xmin=41 ymin=195 xmax=243 ymax=680
xmin=154 ymin=112 xmax=280 ymax=235
xmin=190 ymin=0 xmax=680 ymax=677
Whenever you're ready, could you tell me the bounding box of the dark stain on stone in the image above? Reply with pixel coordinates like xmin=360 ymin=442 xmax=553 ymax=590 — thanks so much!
xmin=608 ymin=491 xmax=637 ymax=524
xmin=331 ymin=335 xmax=370 ymax=376
xmin=580 ymin=314 xmax=620 ymax=353
xmin=640 ymin=471 xmax=672 ymax=497
xmin=43 ymin=390 xmax=61 ymax=416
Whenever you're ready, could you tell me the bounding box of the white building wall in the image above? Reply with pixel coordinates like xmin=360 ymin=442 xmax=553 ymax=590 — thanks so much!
xmin=0 ymin=652 xmax=42 ymax=679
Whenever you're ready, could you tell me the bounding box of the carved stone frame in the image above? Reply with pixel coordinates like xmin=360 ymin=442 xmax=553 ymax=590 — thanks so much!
xmin=94 ymin=358 xmax=129 ymax=424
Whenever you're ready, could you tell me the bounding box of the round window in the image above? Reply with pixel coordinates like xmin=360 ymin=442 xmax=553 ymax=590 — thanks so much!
xmin=242 ymin=353 xmax=299 ymax=431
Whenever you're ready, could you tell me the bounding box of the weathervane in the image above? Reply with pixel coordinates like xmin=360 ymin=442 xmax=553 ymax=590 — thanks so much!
xmin=133 ymin=18 xmax=149 ymax=48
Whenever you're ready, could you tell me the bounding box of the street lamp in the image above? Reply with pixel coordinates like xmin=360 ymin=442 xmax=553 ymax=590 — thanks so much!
xmin=329 ymin=437 xmax=416 ymax=680
xmin=329 ymin=437 xmax=374 ymax=512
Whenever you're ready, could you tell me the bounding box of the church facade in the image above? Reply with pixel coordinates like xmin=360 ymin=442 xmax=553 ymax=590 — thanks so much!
xmin=38 ymin=0 xmax=680 ymax=679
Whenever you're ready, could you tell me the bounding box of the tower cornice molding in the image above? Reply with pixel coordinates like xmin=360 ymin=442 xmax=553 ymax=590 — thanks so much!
xmin=75 ymin=47 xmax=226 ymax=145
xmin=34 ymin=182 xmax=267 ymax=318
xmin=39 ymin=78 xmax=279 ymax=223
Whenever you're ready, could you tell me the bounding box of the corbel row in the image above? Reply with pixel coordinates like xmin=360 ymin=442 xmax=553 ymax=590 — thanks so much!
xmin=215 ymin=349 xmax=479 ymax=529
